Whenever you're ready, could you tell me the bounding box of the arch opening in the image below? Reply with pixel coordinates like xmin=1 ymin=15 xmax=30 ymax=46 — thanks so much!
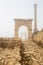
xmin=18 ymin=26 xmax=28 ymax=41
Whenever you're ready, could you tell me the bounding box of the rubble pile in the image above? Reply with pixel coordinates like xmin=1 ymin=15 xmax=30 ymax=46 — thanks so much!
xmin=0 ymin=30 xmax=43 ymax=65
xmin=33 ymin=30 xmax=43 ymax=48
xmin=32 ymin=30 xmax=43 ymax=65
xmin=0 ymin=39 xmax=21 ymax=65
xmin=20 ymin=43 xmax=33 ymax=65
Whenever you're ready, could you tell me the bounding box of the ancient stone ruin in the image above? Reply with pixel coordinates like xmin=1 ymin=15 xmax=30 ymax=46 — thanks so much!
xmin=0 ymin=3 xmax=43 ymax=65
xmin=0 ymin=30 xmax=43 ymax=65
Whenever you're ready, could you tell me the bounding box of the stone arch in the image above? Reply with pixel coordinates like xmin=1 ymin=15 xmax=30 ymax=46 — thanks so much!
xmin=14 ymin=19 xmax=32 ymax=39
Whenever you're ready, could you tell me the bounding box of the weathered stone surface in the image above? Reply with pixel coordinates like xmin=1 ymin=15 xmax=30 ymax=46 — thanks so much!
xmin=0 ymin=39 xmax=21 ymax=65
xmin=0 ymin=47 xmax=21 ymax=65
xmin=0 ymin=30 xmax=43 ymax=65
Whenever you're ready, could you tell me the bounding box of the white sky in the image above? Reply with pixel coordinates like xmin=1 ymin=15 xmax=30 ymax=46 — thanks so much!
xmin=0 ymin=0 xmax=43 ymax=37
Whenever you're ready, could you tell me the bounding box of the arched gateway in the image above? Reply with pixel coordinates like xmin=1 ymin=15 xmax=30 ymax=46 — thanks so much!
xmin=14 ymin=19 xmax=32 ymax=39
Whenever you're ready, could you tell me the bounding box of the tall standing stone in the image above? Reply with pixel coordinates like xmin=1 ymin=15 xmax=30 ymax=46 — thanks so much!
xmin=34 ymin=3 xmax=37 ymax=32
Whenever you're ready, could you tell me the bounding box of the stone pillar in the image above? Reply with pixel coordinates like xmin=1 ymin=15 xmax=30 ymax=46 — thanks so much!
xmin=34 ymin=3 xmax=37 ymax=32
xmin=15 ymin=29 xmax=18 ymax=39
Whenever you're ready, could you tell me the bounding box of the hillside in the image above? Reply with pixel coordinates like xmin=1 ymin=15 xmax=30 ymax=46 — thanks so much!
xmin=0 ymin=30 xmax=43 ymax=65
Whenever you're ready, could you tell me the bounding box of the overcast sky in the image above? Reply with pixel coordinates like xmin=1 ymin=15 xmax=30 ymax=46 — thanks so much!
xmin=0 ymin=0 xmax=43 ymax=37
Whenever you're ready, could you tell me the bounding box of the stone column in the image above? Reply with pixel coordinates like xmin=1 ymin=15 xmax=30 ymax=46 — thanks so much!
xmin=34 ymin=3 xmax=37 ymax=32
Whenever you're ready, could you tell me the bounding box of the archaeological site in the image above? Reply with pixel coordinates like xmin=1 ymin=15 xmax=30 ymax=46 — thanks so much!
xmin=0 ymin=3 xmax=43 ymax=65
